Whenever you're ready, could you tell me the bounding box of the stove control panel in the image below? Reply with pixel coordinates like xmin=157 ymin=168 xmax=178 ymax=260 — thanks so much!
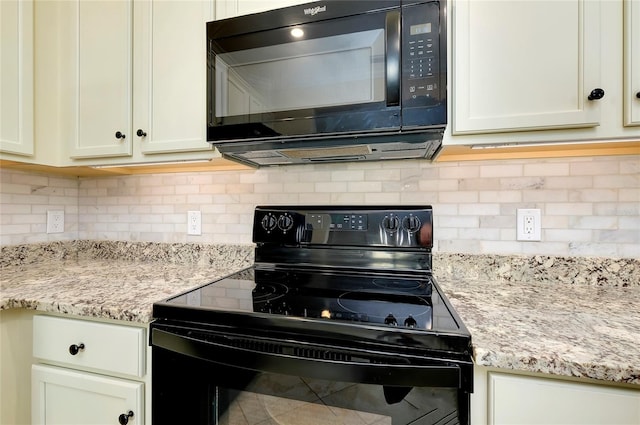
xmin=253 ymin=206 xmax=433 ymax=248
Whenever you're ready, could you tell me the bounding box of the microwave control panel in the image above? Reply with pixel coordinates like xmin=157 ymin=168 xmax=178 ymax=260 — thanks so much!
xmin=402 ymin=2 xmax=442 ymax=108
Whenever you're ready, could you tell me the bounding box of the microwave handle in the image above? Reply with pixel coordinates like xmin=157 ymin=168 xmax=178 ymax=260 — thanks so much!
xmin=385 ymin=10 xmax=401 ymax=107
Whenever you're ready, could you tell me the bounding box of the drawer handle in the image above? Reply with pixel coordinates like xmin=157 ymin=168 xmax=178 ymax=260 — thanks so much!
xmin=118 ymin=410 xmax=134 ymax=425
xmin=68 ymin=343 xmax=85 ymax=355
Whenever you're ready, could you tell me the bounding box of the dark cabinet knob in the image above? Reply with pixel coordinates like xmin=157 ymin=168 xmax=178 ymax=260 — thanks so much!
xmin=636 ymin=91 xmax=640 ymax=99
xmin=587 ymin=88 xmax=605 ymax=101
xmin=68 ymin=343 xmax=85 ymax=355
xmin=136 ymin=129 xmax=147 ymax=137
xmin=118 ymin=411 xmax=134 ymax=425
xmin=115 ymin=131 xmax=126 ymax=140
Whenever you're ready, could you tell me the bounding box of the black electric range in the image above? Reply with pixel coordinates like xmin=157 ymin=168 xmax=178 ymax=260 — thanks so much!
xmin=151 ymin=206 xmax=473 ymax=425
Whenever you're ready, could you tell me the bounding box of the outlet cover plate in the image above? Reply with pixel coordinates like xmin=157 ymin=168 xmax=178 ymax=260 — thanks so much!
xmin=46 ymin=210 xmax=65 ymax=234
xmin=187 ymin=211 xmax=202 ymax=235
xmin=517 ymin=208 xmax=541 ymax=241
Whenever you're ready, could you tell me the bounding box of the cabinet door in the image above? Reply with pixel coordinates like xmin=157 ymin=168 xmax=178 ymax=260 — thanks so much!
xmin=69 ymin=0 xmax=133 ymax=158
xmin=489 ymin=372 xmax=640 ymax=424
xmin=32 ymin=364 xmax=143 ymax=425
xmin=216 ymin=0 xmax=310 ymax=20
xmin=452 ymin=0 xmax=602 ymax=135
xmin=0 ymin=0 xmax=34 ymax=156
xmin=133 ymin=0 xmax=213 ymax=154
xmin=624 ymin=0 xmax=640 ymax=126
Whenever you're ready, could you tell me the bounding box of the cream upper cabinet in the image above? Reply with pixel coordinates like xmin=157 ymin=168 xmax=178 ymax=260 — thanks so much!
xmin=624 ymin=0 xmax=640 ymax=126
xmin=60 ymin=0 xmax=213 ymax=163
xmin=133 ymin=0 xmax=213 ymax=155
xmin=0 ymin=0 xmax=34 ymax=157
xmin=216 ymin=0 xmax=312 ymax=20
xmin=68 ymin=0 xmax=134 ymax=158
xmin=452 ymin=0 xmax=602 ymax=135
xmin=448 ymin=0 xmax=640 ymax=146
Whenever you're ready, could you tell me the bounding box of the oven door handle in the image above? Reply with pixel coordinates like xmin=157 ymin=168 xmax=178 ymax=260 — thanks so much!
xmin=152 ymin=328 xmax=463 ymax=389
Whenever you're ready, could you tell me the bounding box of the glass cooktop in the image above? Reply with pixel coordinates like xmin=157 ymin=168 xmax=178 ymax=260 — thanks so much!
xmin=155 ymin=266 xmax=461 ymax=333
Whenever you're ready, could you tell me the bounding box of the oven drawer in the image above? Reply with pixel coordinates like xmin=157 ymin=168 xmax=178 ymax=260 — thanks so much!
xmin=33 ymin=315 xmax=146 ymax=378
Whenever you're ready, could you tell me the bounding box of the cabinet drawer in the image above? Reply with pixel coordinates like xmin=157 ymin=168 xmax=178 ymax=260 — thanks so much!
xmin=33 ymin=316 xmax=145 ymax=378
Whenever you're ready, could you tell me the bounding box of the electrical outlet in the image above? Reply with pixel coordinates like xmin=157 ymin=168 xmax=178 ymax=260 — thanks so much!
xmin=187 ymin=211 xmax=202 ymax=235
xmin=516 ymin=208 xmax=541 ymax=241
xmin=46 ymin=210 xmax=65 ymax=234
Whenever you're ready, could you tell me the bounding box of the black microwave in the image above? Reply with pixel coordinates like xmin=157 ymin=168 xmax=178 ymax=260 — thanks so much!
xmin=207 ymin=0 xmax=446 ymax=166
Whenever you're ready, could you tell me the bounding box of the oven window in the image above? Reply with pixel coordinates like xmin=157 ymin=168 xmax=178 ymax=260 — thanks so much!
xmin=153 ymin=347 xmax=466 ymax=425
xmin=213 ymin=372 xmax=462 ymax=425
xmin=214 ymin=29 xmax=386 ymax=118
xmin=217 ymin=388 xmax=391 ymax=425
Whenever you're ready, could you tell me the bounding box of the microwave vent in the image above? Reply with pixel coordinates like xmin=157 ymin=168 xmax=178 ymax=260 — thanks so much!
xmin=281 ymin=145 xmax=371 ymax=159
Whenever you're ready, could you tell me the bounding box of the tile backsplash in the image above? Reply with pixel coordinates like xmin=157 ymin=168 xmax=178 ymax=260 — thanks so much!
xmin=1 ymin=155 xmax=638 ymax=258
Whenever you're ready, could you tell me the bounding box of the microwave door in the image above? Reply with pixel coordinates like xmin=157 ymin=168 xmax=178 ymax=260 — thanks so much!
xmin=208 ymin=8 xmax=402 ymax=141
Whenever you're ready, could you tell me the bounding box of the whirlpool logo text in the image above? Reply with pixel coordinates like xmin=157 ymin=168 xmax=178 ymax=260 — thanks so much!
xmin=303 ymin=5 xmax=327 ymax=16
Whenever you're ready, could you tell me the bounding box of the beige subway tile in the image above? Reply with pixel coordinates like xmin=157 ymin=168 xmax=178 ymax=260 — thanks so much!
xmin=480 ymin=164 xmax=523 ymax=178
xmin=439 ymin=191 xmax=478 ymax=203
xmin=254 ymin=183 xmax=284 ymax=193
xmin=570 ymin=160 xmax=621 ymax=176
xmin=547 ymin=203 xmax=592 ymax=216
xmin=523 ymin=163 xmax=569 ymax=176
xmin=315 ymin=182 xmax=346 ymax=193
xmin=570 ymin=189 xmax=618 ymax=203
xmin=348 ymin=181 xmax=382 ymax=192
xmin=364 ymin=192 xmax=400 ymax=204
xmin=459 ymin=203 xmax=500 ymax=216
xmin=438 ymin=163 xmax=480 ymax=179
xmin=479 ymin=190 xmax=521 ymax=203
xmin=331 ymin=192 xmax=365 ymax=204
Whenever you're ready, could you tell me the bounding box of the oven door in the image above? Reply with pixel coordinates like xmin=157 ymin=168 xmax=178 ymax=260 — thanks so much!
xmin=151 ymin=325 xmax=470 ymax=425
xmin=207 ymin=2 xmax=402 ymax=142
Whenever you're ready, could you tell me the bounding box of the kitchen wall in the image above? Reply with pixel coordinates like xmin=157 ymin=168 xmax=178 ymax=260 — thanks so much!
xmin=1 ymin=154 xmax=638 ymax=258
xmin=0 ymin=169 xmax=78 ymax=244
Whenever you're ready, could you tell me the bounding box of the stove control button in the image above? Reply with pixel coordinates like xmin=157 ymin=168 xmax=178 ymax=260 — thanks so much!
xmin=402 ymin=215 xmax=421 ymax=233
xmin=261 ymin=214 xmax=277 ymax=232
xmin=382 ymin=215 xmax=400 ymax=233
xmin=403 ymin=315 xmax=418 ymax=328
xmin=277 ymin=213 xmax=294 ymax=231
xmin=384 ymin=313 xmax=398 ymax=326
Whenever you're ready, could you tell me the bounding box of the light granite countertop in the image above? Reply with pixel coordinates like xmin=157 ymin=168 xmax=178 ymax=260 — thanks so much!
xmin=0 ymin=259 xmax=236 ymax=322
xmin=1 ymin=241 xmax=639 ymax=387
xmin=437 ymin=278 xmax=640 ymax=386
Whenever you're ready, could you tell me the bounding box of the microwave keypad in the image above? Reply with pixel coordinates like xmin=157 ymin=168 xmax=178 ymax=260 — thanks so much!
xmin=402 ymin=3 xmax=441 ymax=106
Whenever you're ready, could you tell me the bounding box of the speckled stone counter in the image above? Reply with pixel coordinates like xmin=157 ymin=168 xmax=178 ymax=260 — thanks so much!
xmin=437 ymin=278 xmax=640 ymax=386
xmin=0 ymin=259 xmax=241 ymax=322
xmin=1 ymin=241 xmax=639 ymax=386
xmin=1 ymin=241 xmax=255 ymax=323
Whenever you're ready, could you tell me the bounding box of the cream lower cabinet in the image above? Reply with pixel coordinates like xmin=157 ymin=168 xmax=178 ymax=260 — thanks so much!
xmin=32 ymin=365 xmax=143 ymax=425
xmin=472 ymin=367 xmax=640 ymax=424
xmin=31 ymin=315 xmax=148 ymax=425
